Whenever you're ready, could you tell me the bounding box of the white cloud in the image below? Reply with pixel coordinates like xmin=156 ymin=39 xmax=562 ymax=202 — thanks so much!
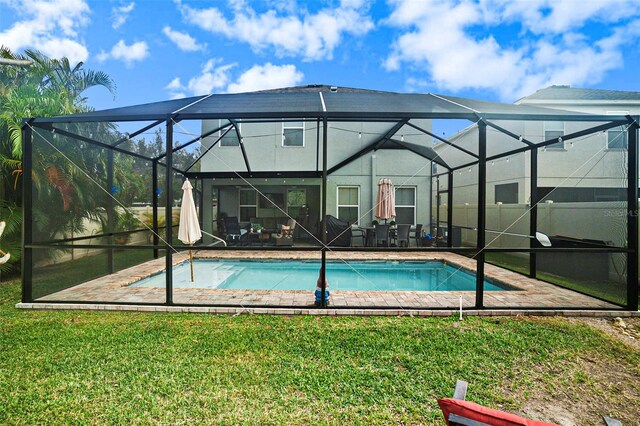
xmin=186 ymin=59 xmax=236 ymax=95
xmin=165 ymin=77 xmax=184 ymax=91
xmin=165 ymin=77 xmax=186 ymax=99
xmin=385 ymin=0 xmax=640 ymax=100
xmin=227 ymin=63 xmax=303 ymax=93
xmin=0 ymin=0 xmax=90 ymax=64
xmin=97 ymin=39 xmax=149 ymax=66
xmin=175 ymin=0 xmax=374 ymax=61
xmin=166 ymin=61 xmax=304 ymax=97
xmin=162 ymin=26 xmax=206 ymax=52
xmin=112 ymin=2 xmax=135 ymax=30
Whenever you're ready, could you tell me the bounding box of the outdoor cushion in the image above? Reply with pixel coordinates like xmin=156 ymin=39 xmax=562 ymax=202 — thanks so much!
xmin=437 ymin=398 xmax=559 ymax=426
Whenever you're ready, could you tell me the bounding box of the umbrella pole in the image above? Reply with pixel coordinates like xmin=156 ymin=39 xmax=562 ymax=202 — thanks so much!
xmin=189 ymin=247 xmax=194 ymax=282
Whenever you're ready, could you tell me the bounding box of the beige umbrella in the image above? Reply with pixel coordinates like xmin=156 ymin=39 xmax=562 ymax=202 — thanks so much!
xmin=178 ymin=179 xmax=202 ymax=282
xmin=374 ymin=178 xmax=396 ymax=223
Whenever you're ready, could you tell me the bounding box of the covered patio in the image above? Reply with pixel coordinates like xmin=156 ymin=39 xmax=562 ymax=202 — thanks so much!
xmin=20 ymin=87 xmax=639 ymax=312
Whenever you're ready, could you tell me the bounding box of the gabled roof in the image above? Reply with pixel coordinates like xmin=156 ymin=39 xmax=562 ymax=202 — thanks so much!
xmin=32 ymin=85 xmax=626 ymax=124
xmin=517 ymin=85 xmax=640 ymax=103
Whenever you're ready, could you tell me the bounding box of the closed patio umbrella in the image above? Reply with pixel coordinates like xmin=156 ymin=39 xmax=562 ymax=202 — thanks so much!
xmin=374 ymin=178 xmax=396 ymax=223
xmin=178 ymin=179 xmax=202 ymax=282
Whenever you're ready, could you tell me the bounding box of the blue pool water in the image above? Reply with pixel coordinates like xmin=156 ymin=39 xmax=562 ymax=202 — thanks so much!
xmin=131 ymin=260 xmax=510 ymax=291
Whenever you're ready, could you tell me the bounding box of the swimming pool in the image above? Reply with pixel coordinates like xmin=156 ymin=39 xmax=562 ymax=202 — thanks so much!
xmin=130 ymin=260 xmax=511 ymax=292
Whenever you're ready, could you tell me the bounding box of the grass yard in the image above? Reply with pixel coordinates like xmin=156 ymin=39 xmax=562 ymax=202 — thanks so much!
xmin=1 ymin=279 xmax=639 ymax=425
xmin=485 ymin=252 xmax=635 ymax=307
xmin=31 ymin=248 xmax=157 ymax=299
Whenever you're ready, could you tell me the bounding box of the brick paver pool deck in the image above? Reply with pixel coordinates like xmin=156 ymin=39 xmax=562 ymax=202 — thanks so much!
xmin=17 ymin=250 xmax=637 ymax=316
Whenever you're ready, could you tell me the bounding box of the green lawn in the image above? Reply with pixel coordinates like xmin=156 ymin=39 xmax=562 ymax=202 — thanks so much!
xmin=1 ymin=279 xmax=639 ymax=425
xmin=485 ymin=252 xmax=635 ymax=306
xmin=31 ymin=248 xmax=157 ymax=299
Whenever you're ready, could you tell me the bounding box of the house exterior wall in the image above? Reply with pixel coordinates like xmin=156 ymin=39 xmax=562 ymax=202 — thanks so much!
xmin=199 ymin=119 xmax=434 ymax=237
xmin=432 ymin=90 xmax=639 ymax=256
xmin=435 ymin=98 xmax=640 ymax=205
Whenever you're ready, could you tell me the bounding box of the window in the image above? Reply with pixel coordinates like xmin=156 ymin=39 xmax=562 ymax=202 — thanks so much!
xmin=543 ymin=121 xmax=564 ymax=149
xmin=337 ymin=186 xmax=359 ymax=225
xmin=607 ymin=126 xmax=628 ymax=150
xmin=238 ymin=188 xmax=257 ymax=222
xmin=394 ymin=187 xmax=416 ymax=225
xmin=606 ymin=112 xmax=629 ymax=150
xmin=219 ymin=119 xmax=240 ymax=147
xmin=287 ymin=189 xmax=306 ymax=218
xmin=538 ymin=187 xmax=626 ymax=203
xmin=283 ymin=120 xmax=304 ymax=147
xmin=606 ymin=111 xmax=629 ymax=150
xmin=495 ymin=183 xmax=518 ymax=204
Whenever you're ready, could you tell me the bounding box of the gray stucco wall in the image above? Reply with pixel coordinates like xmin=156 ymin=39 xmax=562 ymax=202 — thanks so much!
xmin=200 ymin=118 xmax=434 ymax=234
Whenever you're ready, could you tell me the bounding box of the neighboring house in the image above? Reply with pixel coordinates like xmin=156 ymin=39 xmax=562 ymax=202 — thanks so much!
xmin=198 ymin=85 xmax=434 ymax=240
xmin=432 ymin=85 xmax=640 ymax=250
xmin=434 ymin=85 xmax=640 ymax=206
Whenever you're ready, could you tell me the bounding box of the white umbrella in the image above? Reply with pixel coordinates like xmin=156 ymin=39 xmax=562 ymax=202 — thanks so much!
xmin=178 ymin=179 xmax=202 ymax=282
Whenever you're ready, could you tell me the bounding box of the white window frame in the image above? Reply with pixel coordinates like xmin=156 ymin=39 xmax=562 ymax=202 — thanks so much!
xmin=336 ymin=186 xmax=360 ymax=225
xmin=286 ymin=188 xmax=307 ymax=215
xmin=238 ymin=188 xmax=257 ymax=222
xmin=606 ymin=111 xmax=629 ymax=150
xmin=394 ymin=186 xmax=417 ymax=225
xmin=219 ymin=119 xmax=241 ymax=148
xmin=282 ymin=120 xmax=305 ymax=147
xmin=543 ymin=121 xmax=565 ymax=150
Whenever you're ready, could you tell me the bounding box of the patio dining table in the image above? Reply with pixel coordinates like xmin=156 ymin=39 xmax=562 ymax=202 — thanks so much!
xmin=356 ymin=226 xmax=413 ymax=247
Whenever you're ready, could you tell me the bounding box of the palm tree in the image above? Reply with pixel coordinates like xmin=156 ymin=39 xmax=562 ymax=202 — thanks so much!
xmin=0 ymin=47 xmax=117 ymax=273
xmin=0 ymin=47 xmax=116 ymax=168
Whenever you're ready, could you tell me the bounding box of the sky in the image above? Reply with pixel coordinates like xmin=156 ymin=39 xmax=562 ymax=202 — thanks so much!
xmin=1 ymin=0 xmax=640 ymax=138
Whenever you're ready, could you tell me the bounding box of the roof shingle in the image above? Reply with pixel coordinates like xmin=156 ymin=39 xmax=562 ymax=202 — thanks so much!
xmin=519 ymin=85 xmax=640 ymax=102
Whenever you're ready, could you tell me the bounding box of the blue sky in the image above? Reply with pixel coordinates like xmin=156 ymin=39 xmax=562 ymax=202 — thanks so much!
xmin=2 ymin=0 xmax=640 ymax=138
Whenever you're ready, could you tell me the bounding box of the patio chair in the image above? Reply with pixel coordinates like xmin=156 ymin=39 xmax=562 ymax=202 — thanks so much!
xmin=350 ymin=225 xmax=366 ymax=246
xmin=413 ymin=224 xmax=423 ymax=247
xmin=438 ymin=380 xmax=559 ymax=426
xmin=223 ymin=216 xmax=247 ymax=245
xmin=272 ymin=218 xmax=296 ymax=246
xmin=395 ymin=224 xmax=411 ymax=247
xmin=374 ymin=224 xmax=390 ymax=247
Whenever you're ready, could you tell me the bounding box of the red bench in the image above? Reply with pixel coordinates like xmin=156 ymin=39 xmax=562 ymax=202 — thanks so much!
xmin=438 ymin=380 xmax=558 ymax=426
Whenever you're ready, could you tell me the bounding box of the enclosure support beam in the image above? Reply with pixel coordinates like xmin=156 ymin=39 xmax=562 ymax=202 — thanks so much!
xmin=320 ymin=117 xmax=329 ymax=308
xmin=448 ymin=171 xmax=453 ymax=248
xmin=529 ymin=148 xmax=538 ymax=278
xmin=152 ymin=160 xmax=159 ymax=259
xmin=231 ymin=119 xmax=252 ymax=174
xmin=386 ymin=138 xmax=450 ymax=169
xmin=155 ymin=123 xmax=233 ymax=160
xmin=627 ymin=120 xmax=639 ymax=311
xmin=106 ymin=151 xmax=115 ymax=273
xmin=486 ymin=120 xmax=629 ymax=162
xmin=316 ymin=118 xmax=320 ymax=173
xmin=405 ymin=121 xmax=479 ymax=159
xmin=21 ymin=120 xmax=33 ymax=303
xmin=327 ymin=120 xmax=407 ymax=175
xmin=113 ymin=119 xmax=164 ymax=147
xmin=480 ymin=117 xmax=534 ymax=146
xmin=198 ymin=178 xmax=204 ymax=226
xmin=165 ymin=119 xmax=174 ymax=305
xmin=184 ymin=126 xmax=234 ymax=173
xmin=38 ymin=125 xmax=156 ymax=162
xmin=451 ymin=120 xmax=630 ymax=173
xmin=476 ymin=121 xmax=487 ymax=308
xmin=435 ymin=176 xmax=440 ymax=239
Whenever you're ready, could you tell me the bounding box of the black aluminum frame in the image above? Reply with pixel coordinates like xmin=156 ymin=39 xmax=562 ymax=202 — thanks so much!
xmin=21 ymin=104 xmax=640 ymax=311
